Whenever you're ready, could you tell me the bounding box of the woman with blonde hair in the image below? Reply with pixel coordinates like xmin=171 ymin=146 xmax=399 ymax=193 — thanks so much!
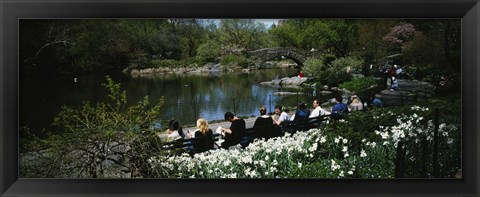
xmin=193 ymin=118 xmax=214 ymax=153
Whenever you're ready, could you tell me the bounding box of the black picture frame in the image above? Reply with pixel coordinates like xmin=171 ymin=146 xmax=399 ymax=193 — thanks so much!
xmin=1 ymin=0 xmax=479 ymax=196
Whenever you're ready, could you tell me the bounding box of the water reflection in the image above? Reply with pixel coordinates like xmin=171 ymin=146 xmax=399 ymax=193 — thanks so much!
xmin=20 ymin=69 xmax=320 ymax=136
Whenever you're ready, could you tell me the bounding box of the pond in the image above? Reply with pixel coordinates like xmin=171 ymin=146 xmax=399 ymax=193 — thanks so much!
xmin=20 ymin=68 xmax=327 ymax=137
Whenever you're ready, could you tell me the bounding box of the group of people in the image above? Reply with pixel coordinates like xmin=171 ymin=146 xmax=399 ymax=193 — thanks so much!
xmin=382 ymin=64 xmax=403 ymax=91
xmin=165 ymin=118 xmax=214 ymax=153
xmin=163 ymin=95 xmax=385 ymax=153
xmin=164 ymin=111 xmax=248 ymax=153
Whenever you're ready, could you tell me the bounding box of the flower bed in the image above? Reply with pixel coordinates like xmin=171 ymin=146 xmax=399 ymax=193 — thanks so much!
xmin=149 ymin=105 xmax=460 ymax=178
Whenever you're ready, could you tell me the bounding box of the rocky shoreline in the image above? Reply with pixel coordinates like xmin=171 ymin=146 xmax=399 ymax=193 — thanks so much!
xmin=126 ymin=60 xmax=297 ymax=77
xmin=128 ymin=63 xmax=228 ymax=77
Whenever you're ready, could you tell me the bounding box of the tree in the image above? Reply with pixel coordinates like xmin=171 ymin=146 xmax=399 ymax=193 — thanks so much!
xmin=269 ymin=19 xmax=359 ymax=57
xmin=121 ymin=19 xmax=182 ymax=60
xmin=218 ymin=19 xmax=268 ymax=53
xmin=383 ymin=22 xmax=419 ymax=53
xmin=171 ymin=19 xmax=207 ymax=58
xmin=356 ymin=19 xmax=396 ymax=66
xmin=20 ymin=20 xmax=77 ymax=74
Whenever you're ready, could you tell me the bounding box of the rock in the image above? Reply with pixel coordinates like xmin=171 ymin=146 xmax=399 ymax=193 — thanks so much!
xmin=323 ymin=85 xmax=329 ymax=90
xmin=320 ymin=91 xmax=333 ymax=95
xmin=259 ymin=77 xmax=307 ymax=88
xmin=331 ymin=87 xmax=339 ymax=91
xmin=242 ymin=69 xmax=250 ymax=73
xmin=328 ymin=98 xmax=337 ymax=104
xmin=274 ymin=92 xmax=304 ymax=96
xmin=280 ymin=77 xmax=308 ymax=86
xmin=375 ymin=79 xmax=436 ymax=106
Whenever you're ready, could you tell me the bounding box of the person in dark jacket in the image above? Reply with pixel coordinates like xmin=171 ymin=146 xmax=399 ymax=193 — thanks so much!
xmin=293 ymin=102 xmax=311 ymax=131
xmin=220 ymin=112 xmax=246 ymax=149
xmin=293 ymin=102 xmax=310 ymax=121
xmin=193 ymin=118 xmax=214 ymax=153
xmin=330 ymin=96 xmax=349 ymax=120
xmin=253 ymin=106 xmax=274 ymax=140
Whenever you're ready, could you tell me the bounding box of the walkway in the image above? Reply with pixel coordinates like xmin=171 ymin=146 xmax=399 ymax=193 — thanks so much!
xmin=376 ymin=79 xmax=435 ymax=106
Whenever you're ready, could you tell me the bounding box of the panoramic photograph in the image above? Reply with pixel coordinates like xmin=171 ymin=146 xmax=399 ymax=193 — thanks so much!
xmin=19 ymin=19 xmax=461 ymax=179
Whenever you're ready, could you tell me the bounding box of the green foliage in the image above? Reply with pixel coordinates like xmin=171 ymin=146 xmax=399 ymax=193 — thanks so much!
xmin=20 ymin=76 xmax=165 ymax=178
xmin=339 ymin=77 xmax=379 ymax=93
xmin=304 ymin=56 xmax=363 ymax=87
xmin=219 ymin=19 xmax=268 ymax=52
xmin=269 ymin=19 xmax=359 ymax=57
xmin=356 ymin=20 xmax=396 ymax=65
xmin=196 ymin=39 xmax=221 ymax=63
xmin=302 ymin=57 xmax=325 ymax=77
xmin=220 ymin=54 xmax=250 ymax=68
xmin=21 ymin=19 xmax=460 ymax=78
xmin=150 ymin=59 xmax=182 ymax=68
xmin=330 ymin=56 xmax=364 ymax=73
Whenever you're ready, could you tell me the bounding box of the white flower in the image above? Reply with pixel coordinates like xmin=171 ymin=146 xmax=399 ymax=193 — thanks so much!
xmin=309 ymin=143 xmax=318 ymax=152
xmin=383 ymin=141 xmax=389 ymax=145
xmin=361 ymin=139 xmax=366 ymax=143
xmin=380 ymin=132 xmax=389 ymax=139
xmin=344 ymin=153 xmax=349 ymax=158
xmin=334 ymin=138 xmax=340 ymax=143
xmin=270 ymin=166 xmax=277 ymax=172
xmin=342 ymin=146 xmax=348 ymax=152
xmin=447 ymin=138 xmax=454 ymax=144
xmin=320 ymin=136 xmax=327 ymax=143
xmin=439 ymin=123 xmax=446 ymax=130
xmin=224 ymin=159 xmax=232 ymax=166
xmin=343 ymin=139 xmax=348 ymax=144
xmin=298 ymin=162 xmax=302 ymax=168
xmin=272 ymin=159 xmax=278 ymax=166
xmin=348 ymin=171 xmax=353 ymax=175
xmin=339 ymin=171 xmax=345 ymax=177
xmin=360 ymin=149 xmax=367 ymax=157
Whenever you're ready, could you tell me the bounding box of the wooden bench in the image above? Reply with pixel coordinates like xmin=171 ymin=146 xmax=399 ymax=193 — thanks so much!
xmin=161 ymin=115 xmax=330 ymax=154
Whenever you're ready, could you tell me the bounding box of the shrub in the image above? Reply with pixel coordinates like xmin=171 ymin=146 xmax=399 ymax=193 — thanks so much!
xmin=150 ymin=59 xmax=180 ymax=68
xmin=220 ymin=54 xmax=249 ymax=68
xmin=196 ymin=40 xmax=221 ymax=63
xmin=330 ymin=56 xmax=364 ymax=74
xmin=339 ymin=77 xmax=379 ymax=93
xmin=304 ymin=56 xmax=364 ymax=87
xmin=20 ymin=76 xmax=165 ymax=178
xmin=302 ymin=57 xmax=325 ymax=77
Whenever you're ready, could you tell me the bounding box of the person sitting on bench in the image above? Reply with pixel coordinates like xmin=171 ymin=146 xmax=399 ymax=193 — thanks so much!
xmin=193 ymin=118 xmax=214 ymax=153
xmin=166 ymin=119 xmax=184 ymax=141
xmin=330 ymin=96 xmax=349 ymax=120
xmin=220 ymin=112 xmax=246 ymax=149
xmin=253 ymin=106 xmax=274 ymax=140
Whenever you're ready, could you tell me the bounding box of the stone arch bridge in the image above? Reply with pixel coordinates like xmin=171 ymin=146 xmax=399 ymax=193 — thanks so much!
xmin=247 ymin=47 xmax=321 ymax=67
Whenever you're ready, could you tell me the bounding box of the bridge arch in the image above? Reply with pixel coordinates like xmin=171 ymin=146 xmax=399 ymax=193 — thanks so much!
xmin=247 ymin=47 xmax=320 ymax=67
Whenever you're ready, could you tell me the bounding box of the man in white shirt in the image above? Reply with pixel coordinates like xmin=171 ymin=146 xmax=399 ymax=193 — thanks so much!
xmin=273 ymin=105 xmax=289 ymax=125
xmin=309 ymin=99 xmax=328 ymax=118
